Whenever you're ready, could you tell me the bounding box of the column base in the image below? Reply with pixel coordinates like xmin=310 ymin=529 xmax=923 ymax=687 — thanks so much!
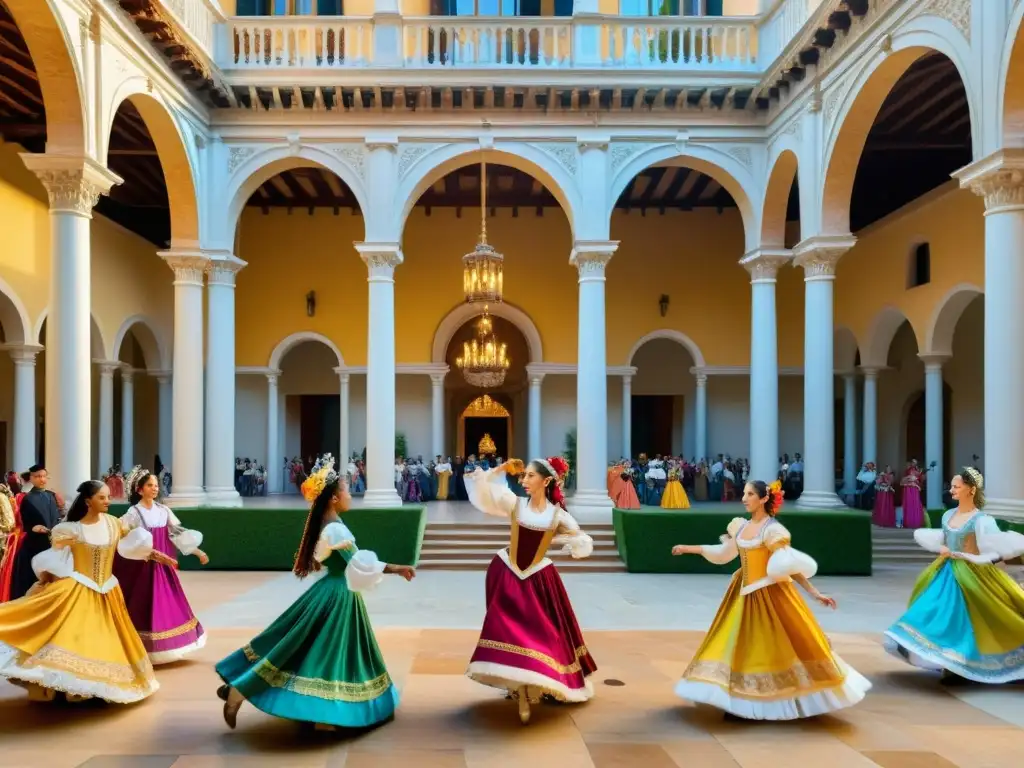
xmin=568 ymin=489 xmax=614 ymax=523
xmin=985 ymin=498 xmax=1024 ymax=525
xmin=362 ymin=488 xmax=404 ymax=509
xmin=795 ymin=490 xmax=846 ymax=510
xmin=204 ymin=487 xmax=243 ymax=508
xmin=165 ymin=489 xmax=208 ymax=509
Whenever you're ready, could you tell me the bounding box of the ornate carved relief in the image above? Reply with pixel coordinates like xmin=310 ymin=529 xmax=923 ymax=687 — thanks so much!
xmin=824 ymin=87 xmax=843 ymax=128
xmin=770 ymin=120 xmax=801 ymax=151
xmin=967 ymin=169 xmax=1024 ymax=211
xmin=333 ymin=144 xmax=367 ymax=180
xmin=227 ymin=147 xmax=254 ymax=175
xmin=207 ymin=258 xmax=247 ymax=286
xmin=794 ymin=245 xmax=848 ymax=279
xmin=926 ymin=0 xmax=971 ymax=39
xmin=33 ymin=170 xmax=105 ymax=216
xmin=543 ymin=143 xmax=579 ymax=177
xmin=727 ymin=146 xmax=753 ymax=172
xmin=573 ymin=249 xmax=614 ymax=278
xmin=609 ymin=144 xmax=640 ymax=175
xmin=360 ymin=249 xmax=403 ymax=279
xmin=743 ymin=253 xmax=791 ymax=282
xmin=162 ymin=254 xmax=209 ymax=285
xmin=398 ymin=144 xmax=432 ymax=179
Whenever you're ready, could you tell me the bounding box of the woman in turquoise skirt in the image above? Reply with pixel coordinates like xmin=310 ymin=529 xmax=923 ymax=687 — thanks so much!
xmin=884 ymin=467 xmax=1024 ymax=683
xmin=216 ymin=455 xmax=416 ymax=730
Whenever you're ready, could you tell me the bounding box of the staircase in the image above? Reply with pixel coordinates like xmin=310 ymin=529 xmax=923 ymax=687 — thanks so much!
xmin=871 ymin=525 xmax=934 ymax=564
xmin=417 ymin=522 xmax=625 ymax=571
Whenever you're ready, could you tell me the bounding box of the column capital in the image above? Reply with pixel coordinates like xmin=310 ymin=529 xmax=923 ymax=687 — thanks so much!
xmin=94 ymin=359 xmax=121 ymax=377
xmin=334 ymin=367 xmax=352 ymax=385
xmin=364 ymin=137 xmax=399 ymax=152
xmin=5 ymin=344 xmax=43 ymax=364
xmin=953 ymin=149 xmax=1024 ymax=213
xmin=266 ymin=369 xmax=282 ymax=385
xmin=576 ymin=137 xmax=610 ymax=152
xmin=158 ymin=249 xmax=210 ymax=285
xmin=918 ymin=353 xmax=951 ymax=371
xmin=20 ymin=154 xmax=122 ymax=216
xmin=793 ymin=234 xmax=856 ymax=279
xmin=571 ymin=240 xmax=618 ymax=279
xmin=429 ymin=373 xmax=447 ymax=386
xmin=694 ymin=369 xmax=708 ymax=386
xmin=150 ymin=369 xmax=172 ymax=384
xmin=120 ymin=366 xmax=137 ymax=382
xmin=859 ymin=365 xmax=880 ymax=379
xmin=740 ymin=247 xmax=792 ymax=282
xmin=355 ymin=242 xmax=403 ymax=279
xmin=207 ymin=254 xmax=247 ymax=286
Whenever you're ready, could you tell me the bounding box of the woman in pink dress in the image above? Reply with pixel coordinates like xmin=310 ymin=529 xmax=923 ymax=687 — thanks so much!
xmin=900 ymin=460 xmax=925 ymax=529
xmin=614 ymin=462 xmax=641 ymax=509
xmin=872 ymin=466 xmax=896 ymax=527
xmin=464 ymin=457 xmax=596 ymax=724
xmin=113 ymin=467 xmax=209 ymax=663
xmin=105 ymin=466 xmax=125 ymax=501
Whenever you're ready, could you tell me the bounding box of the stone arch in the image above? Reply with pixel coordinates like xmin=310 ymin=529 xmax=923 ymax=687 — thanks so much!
xmin=1000 ymin=0 xmax=1024 ymax=146
xmin=0 ymin=277 xmax=32 ymax=345
xmin=268 ymin=331 xmax=345 ymax=371
xmin=102 ymin=87 xmax=201 ymax=246
xmin=223 ymin=146 xmax=370 ymax=250
xmin=924 ymin=283 xmax=984 ymax=357
xmin=3 ymin=0 xmax=86 ymax=155
xmin=432 ymin=301 xmax=543 ymax=364
xmin=33 ymin=309 xmax=109 ymax=360
xmin=396 ymin=144 xmax=582 ymax=239
xmin=761 ymin=148 xmax=799 ymax=247
xmin=112 ymin=315 xmax=168 ymax=371
xmin=861 ymin=306 xmax=918 ymax=368
xmin=626 ymin=329 xmax=706 ymax=369
xmin=609 ymin=144 xmax=760 ymax=251
xmin=834 ymin=325 xmax=860 ymax=371
xmin=821 ymin=26 xmax=977 ymax=235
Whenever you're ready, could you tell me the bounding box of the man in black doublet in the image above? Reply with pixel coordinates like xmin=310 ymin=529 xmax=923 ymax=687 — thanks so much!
xmin=10 ymin=465 xmax=62 ymax=600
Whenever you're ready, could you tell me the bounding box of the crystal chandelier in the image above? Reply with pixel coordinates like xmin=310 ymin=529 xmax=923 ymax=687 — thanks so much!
xmin=462 ymin=156 xmax=504 ymax=304
xmin=456 ymin=307 xmax=510 ymax=388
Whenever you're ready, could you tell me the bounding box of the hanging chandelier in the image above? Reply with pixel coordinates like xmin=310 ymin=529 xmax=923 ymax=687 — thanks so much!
xmin=462 ymin=155 xmax=504 ymax=304
xmin=456 ymin=307 xmax=510 ymax=388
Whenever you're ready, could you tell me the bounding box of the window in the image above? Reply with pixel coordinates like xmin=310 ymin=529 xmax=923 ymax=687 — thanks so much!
xmin=908 ymin=242 xmax=931 ymax=289
xmin=618 ymin=0 xmax=722 ymax=14
xmin=235 ymin=0 xmax=342 ymax=14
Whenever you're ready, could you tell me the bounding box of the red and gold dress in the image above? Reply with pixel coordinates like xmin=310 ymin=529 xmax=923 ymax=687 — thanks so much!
xmin=464 ymin=467 xmax=597 ymax=703
xmin=0 ymin=494 xmax=25 ymax=603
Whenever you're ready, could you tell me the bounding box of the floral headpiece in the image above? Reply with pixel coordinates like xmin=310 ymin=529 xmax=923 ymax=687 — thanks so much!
xmin=767 ymin=479 xmax=785 ymax=514
xmin=963 ymin=467 xmax=984 ymax=490
xmin=124 ymin=465 xmax=149 ymax=495
xmin=301 ymin=454 xmax=339 ymax=503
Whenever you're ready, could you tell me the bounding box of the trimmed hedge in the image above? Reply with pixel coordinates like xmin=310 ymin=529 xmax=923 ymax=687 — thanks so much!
xmin=107 ymin=506 xmax=427 ymax=571
xmin=613 ymin=507 xmax=872 ymax=576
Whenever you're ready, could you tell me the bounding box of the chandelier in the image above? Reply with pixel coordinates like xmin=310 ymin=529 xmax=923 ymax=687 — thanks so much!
xmin=462 ymin=156 xmax=504 ymax=304
xmin=456 ymin=307 xmax=510 ymax=388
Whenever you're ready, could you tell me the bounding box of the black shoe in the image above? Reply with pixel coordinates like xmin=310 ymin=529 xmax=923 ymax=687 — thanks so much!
xmin=217 ymin=684 xmax=230 ymax=701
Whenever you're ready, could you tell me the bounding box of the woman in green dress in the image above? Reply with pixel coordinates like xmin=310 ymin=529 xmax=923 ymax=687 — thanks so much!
xmin=216 ymin=454 xmax=416 ymax=731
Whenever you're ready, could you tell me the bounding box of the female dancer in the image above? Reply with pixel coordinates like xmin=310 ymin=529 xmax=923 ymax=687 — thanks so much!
xmin=884 ymin=468 xmax=1024 ymax=682
xmin=672 ymin=480 xmax=870 ymax=719
xmin=464 ymin=457 xmax=596 ymax=724
xmin=114 ymin=467 xmax=208 ymax=664
xmin=661 ymin=463 xmax=691 ymax=510
xmin=0 ymin=480 xmax=163 ymax=703
xmin=216 ymin=455 xmax=415 ymax=731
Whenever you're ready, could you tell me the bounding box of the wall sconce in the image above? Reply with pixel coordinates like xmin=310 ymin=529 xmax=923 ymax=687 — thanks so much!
xmin=658 ymin=294 xmax=670 ymax=318
xmin=306 ymin=290 xmax=316 ymax=317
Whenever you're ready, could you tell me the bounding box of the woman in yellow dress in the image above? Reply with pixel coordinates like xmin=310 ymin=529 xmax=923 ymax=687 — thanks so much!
xmin=435 ymin=457 xmax=452 ymax=500
xmin=670 ymin=480 xmax=870 ymax=719
xmin=0 ymin=480 xmax=163 ymax=703
xmin=661 ymin=463 xmax=691 ymax=509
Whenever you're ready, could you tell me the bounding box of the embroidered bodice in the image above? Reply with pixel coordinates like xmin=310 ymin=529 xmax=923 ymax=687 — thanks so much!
xmin=913 ymin=509 xmax=1024 ymax=563
xmin=942 ymin=511 xmax=983 ymax=555
xmin=37 ymin=514 xmax=154 ymax=592
xmin=121 ymin=503 xmax=203 ymax=556
xmin=698 ymin=517 xmax=817 ymax=595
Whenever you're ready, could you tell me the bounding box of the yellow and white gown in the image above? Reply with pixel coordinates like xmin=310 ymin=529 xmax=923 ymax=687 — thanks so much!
xmin=0 ymin=514 xmax=159 ymax=703
xmin=675 ymin=517 xmax=870 ymax=719
xmin=661 ymin=470 xmax=690 ymax=509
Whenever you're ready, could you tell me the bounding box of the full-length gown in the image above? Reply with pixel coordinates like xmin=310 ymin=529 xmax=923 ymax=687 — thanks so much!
xmin=436 ymin=466 xmax=451 ymax=500
xmin=0 ymin=515 xmax=159 ymax=702
xmin=614 ymin=468 xmax=641 ymax=510
xmin=113 ymin=503 xmax=206 ymax=664
xmin=216 ymin=521 xmax=399 ymax=727
xmin=464 ymin=467 xmax=597 ymax=702
xmin=883 ymin=509 xmax=1024 ymax=682
xmin=872 ymin=476 xmax=896 ymax=527
xmin=661 ymin=473 xmax=691 ymax=509
xmin=675 ymin=517 xmax=871 ymax=719
xmin=0 ymin=498 xmax=25 ymax=603
xmin=900 ymin=471 xmax=925 ymax=528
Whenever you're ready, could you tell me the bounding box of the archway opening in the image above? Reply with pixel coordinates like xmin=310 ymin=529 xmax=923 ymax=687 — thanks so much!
xmin=938 ymin=292 xmax=984 ymax=478
xmin=277 ymin=339 xmax=343 ymax=476
xmin=0 ymin=2 xmax=46 ymax=153
xmin=630 ymin=337 xmax=696 ymax=460
xmin=457 ymin=394 xmax=513 ymax=462
xmin=0 ymin=286 xmax=29 ymax=472
xmin=1004 ymin=16 xmax=1024 ymax=145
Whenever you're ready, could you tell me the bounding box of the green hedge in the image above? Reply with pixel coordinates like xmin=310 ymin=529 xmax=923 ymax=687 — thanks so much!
xmin=613 ymin=507 xmax=872 ymax=576
xmin=108 ymin=506 xmax=427 ymax=571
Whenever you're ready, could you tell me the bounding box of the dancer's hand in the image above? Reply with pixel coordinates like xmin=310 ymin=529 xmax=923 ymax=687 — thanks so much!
xmin=938 ymin=545 xmax=951 ymax=558
xmin=150 ymin=551 xmax=178 ymax=569
xmin=331 ymin=540 xmax=354 ymax=551
xmin=32 ymin=525 xmax=48 ymax=534
xmin=815 ymin=593 xmax=837 ymax=609
xmin=671 ymin=544 xmax=700 ymax=555
xmin=388 ymin=564 xmax=416 ymax=582
xmin=195 ymin=549 xmax=210 ymax=565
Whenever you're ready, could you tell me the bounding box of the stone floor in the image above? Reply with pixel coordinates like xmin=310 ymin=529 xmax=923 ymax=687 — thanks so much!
xmin=1 ymin=569 xmax=1022 ymax=768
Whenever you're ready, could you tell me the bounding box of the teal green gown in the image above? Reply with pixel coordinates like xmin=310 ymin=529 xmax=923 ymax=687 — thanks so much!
xmin=216 ymin=521 xmax=399 ymax=727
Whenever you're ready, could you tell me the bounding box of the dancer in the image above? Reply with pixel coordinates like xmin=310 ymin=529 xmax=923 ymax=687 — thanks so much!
xmin=884 ymin=468 xmax=1024 ymax=683
xmin=899 ymin=459 xmax=925 ymax=528
xmin=216 ymin=454 xmax=415 ymax=731
xmin=0 ymin=480 xmax=161 ymax=703
xmin=9 ymin=465 xmax=62 ymax=601
xmin=672 ymin=480 xmax=870 ymax=719
xmin=464 ymin=457 xmax=596 ymax=724
xmin=0 ymin=475 xmax=28 ymax=603
xmin=114 ymin=466 xmax=209 ymax=664
xmin=661 ymin=463 xmax=691 ymax=509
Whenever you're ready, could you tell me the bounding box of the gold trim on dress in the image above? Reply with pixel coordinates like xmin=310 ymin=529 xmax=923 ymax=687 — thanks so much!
xmin=508 ymin=506 xmax=558 ymax=575
xmin=476 ymin=639 xmax=589 ymax=675
xmin=24 ymin=643 xmax=154 ymax=686
xmin=138 ymin=616 xmax=199 ymax=641
xmin=240 ymin=644 xmax=393 ymax=702
xmin=682 ymin=658 xmax=845 ymax=700
xmin=894 ymin=621 xmax=1024 ymax=670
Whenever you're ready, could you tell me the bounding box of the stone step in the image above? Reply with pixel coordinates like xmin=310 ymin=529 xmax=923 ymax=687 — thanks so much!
xmin=416 ymin=558 xmax=628 ymax=572
xmin=418 ymin=547 xmax=623 ymax=561
xmin=420 ymin=542 xmax=618 ymax=555
xmin=422 ymin=530 xmax=617 ymax=543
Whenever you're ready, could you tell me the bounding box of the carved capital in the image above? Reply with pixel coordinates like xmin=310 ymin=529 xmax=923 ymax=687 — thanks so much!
xmin=695 ymin=373 xmax=708 ymax=387
xmin=207 ymin=255 xmax=247 ymax=287
xmin=430 ymin=373 xmax=446 ymax=386
xmin=158 ymin=250 xmax=210 ymax=286
xmin=151 ymin=370 xmax=172 ymax=385
xmin=740 ymin=248 xmax=791 ymax=282
xmin=20 ymin=155 xmax=122 ymax=217
xmin=859 ymin=366 xmax=880 ymax=380
xmin=121 ymin=367 xmax=136 ymax=383
xmin=7 ymin=344 xmax=42 ymax=365
xmin=571 ymin=240 xmax=618 ymax=281
xmin=954 ymin=150 xmax=1024 ymax=213
xmin=267 ymin=370 xmax=281 ymax=386
xmin=793 ymin=235 xmax=856 ymax=280
xmin=95 ymin=359 xmax=120 ymax=378
xmin=355 ymin=242 xmax=403 ymax=279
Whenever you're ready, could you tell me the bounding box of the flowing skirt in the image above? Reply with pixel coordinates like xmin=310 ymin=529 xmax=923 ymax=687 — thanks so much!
xmin=614 ymin=479 xmax=641 ymax=510
xmin=0 ymin=531 xmax=24 ymax=603
xmin=216 ymin=572 xmax=399 ymax=728
xmin=675 ymin=574 xmax=870 ymax=719
xmin=873 ymin=490 xmax=896 ymax=528
xmin=0 ymin=578 xmax=158 ymax=703
xmin=661 ymin=480 xmax=691 ymax=510
xmin=901 ymin=487 xmax=925 ymax=528
xmin=467 ymin=556 xmax=596 ymax=702
xmin=883 ymin=558 xmax=1024 ymax=683
xmin=437 ymin=472 xmax=450 ymax=500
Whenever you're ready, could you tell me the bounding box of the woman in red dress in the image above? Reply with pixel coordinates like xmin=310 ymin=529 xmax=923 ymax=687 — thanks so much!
xmin=0 ymin=481 xmax=25 ymax=603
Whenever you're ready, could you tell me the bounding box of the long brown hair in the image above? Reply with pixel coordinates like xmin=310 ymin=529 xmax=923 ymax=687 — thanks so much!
xmin=292 ymin=478 xmax=340 ymax=578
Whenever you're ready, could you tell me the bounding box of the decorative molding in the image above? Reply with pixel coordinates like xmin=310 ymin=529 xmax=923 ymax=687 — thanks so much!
xmin=727 ymin=146 xmax=753 ymax=172
xmin=770 ymin=120 xmax=801 ymax=150
xmin=793 ymin=235 xmax=857 ymax=279
xmin=543 ymin=143 xmax=578 ymax=177
xmin=207 ymin=255 xmax=247 ymax=286
xmin=355 ymin=242 xmax=403 ymax=278
xmin=4 ymin=344 xmax=43 ymax=363
xmin=398 ymin=143 xmax=432 ymax=179
xmin=740 ymin=248 xmax=792 ymax=282
xmin=609 ymin=143 xmax=638 ymax=174
xmin=95 ymin=359 xmax=121 ymax=377
xmin=823 ymin=87 xmax=843 ymax=128
xmin=227 ymin=147 xmax=254 ymax=175
xmin=19 ymin=155 xmax=122 ymax=216
xmin=953 ymin=150 xmax=1024 ymax=212
xmin=571 ymin=240 xmax=618 ymax=279
xmin=332 ymin=144 xmax=367 ymax=180
xmin=926 ymin=0 xmax=970 ymax=39
xmin=158 ymin=250 xmax=209 ymax=285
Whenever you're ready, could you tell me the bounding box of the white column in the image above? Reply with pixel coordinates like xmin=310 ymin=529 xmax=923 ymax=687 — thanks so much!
xmin=528 ymin=371 xmax=544 ymax=460
xmin=119 ymin=367 xmax=134 ymax=470
xmin=793 ymin=235 xmax=855 ymax=508
xmin=694 ymin=373 xmax=707 ymax=462
xmin=621 ymin=374 xmax=632 ymax=460
xmin=842 ymin=373 xmax=857 ymax=495
xmin=355 ymin=242 xmax=403 ymax=508
xmin=337 ymin=369 xmax=351 ymax=466
xmin=957 ymin=152 xmax=1024 ymax=521
xmin=920 ymin=354 xmax=949 ymax=510
xmin=95 ymin=362 xmax=114 ymax=474
xmin=21 ymin=155 xmax=120 ymax=494
xmin=266 ymin=371 xmax=281 ymax=494
xmin=158 ymin=250 xmax=209 ymax=506
xmin=861 ymin=367 xmax=878 ymax=466
xmin=205 ymin=256 xmax=245 ymax=506
xmin=8 ymin=346 xmax=40 ymax=472
xmin=153 ymin=371 xmax=173 ymax=469
xmin=570 ymin=240 xmax=618 ymax=520
xmin=429 ymin=373 xmax=445 ymax=458
xmin=741 ymin=249 xmax=789 ymax=482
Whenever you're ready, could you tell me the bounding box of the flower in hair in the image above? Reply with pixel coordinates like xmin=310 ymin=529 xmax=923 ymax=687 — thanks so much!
xmin=301 ymin=454 xmax=339 ymax=503
xmin=548 ymin=456 xmax=570 ymax=480
xmin=767 ymin=480 xmax=785 ymax=514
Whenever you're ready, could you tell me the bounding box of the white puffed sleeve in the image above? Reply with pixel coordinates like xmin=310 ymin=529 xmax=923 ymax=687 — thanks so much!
xmin=552 ymin=510 xmax=593 ymax=559
xmin=314 ymin=521 xmax=352 ymax=563
xmin=345 ymin=549 xmax=387 ymax=593
xmin=118 ymin=527 xmax=155 ymax=560
xmin=167 ymin=509 xmax=203 ymax=556
xmin=976 ymin=515 xmax=1024 ymax=562
xmin=764 ymin=524 xmax=818 ymax=580
xmin=913 ymin=528 xmax=946 ymax=554
xmin=32 ymin=522 xmax=78 ymax=579
xmin=119 ymin=507 xmax=141 ymax=532
xmin=700 ymin=518 xmax=745 ymax=565
xmin=464 ymin=467 xmax=518 ymax=518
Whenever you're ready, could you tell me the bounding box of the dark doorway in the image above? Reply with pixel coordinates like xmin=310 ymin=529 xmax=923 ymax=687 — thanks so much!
xmin=300 ymin=395 xmax=340 ymax=461
xmin=464 ymin=416 xmax=508 ymax=460
xmin=631 ymin=395 xmax=674 ymax=457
